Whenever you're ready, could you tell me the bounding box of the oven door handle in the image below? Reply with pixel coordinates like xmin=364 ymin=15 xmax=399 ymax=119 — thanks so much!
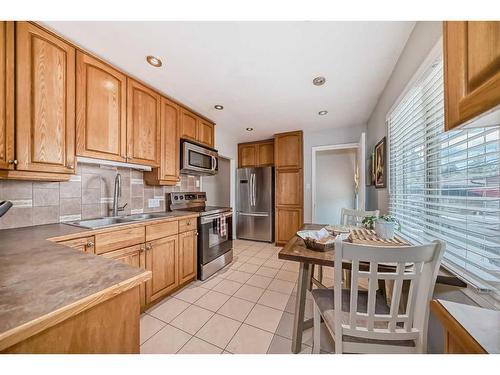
xmin=201 ymin=212 xmax=232 ymax=224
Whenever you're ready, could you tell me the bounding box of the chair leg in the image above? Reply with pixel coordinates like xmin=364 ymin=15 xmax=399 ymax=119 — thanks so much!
xmin=313 ymin=302 xmax=321 ymax=354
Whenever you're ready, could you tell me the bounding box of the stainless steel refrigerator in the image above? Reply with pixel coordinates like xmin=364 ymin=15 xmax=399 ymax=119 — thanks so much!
xmin=236 ymin=166 xmax=274 ymax=242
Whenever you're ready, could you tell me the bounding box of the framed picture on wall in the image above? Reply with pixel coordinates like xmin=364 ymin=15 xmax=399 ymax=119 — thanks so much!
xmin=374 ymin=137 xmax=386 ymax=189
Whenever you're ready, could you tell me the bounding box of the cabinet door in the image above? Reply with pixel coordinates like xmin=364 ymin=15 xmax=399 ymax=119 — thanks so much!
xmin=76 ymin=52 xmax=127 ymax=162
xmin=178 ymin=230 xmax=197 ymax=284
xmin=160 ymin=97 xmax=179 ymax=182
xmin=198 ymin=119 xmax=214 ymax=148
xmin=0 ymin=22 xmax=14 ymax=170
xmin=180 ymin=109 xmax=198 ymax=142
xmin=127 ymin=79 xmax=161 ymax=166
xmin=257 ymin=142 xmax=274 ymax=166
xmin=444 ymin=21 xmax=500 ymax=130
xmin=102 ymin=244 xmax=146 ymax=309
xmin=57 ymin=236 xmax=95 ymax=253
xmin=276 ymin=169 xmax=303 ymax=206
xmin=274 ymin=131 xmax=302 ymax=169
xmin=276 ymin=207 xmax=303 ymax=245
xmin=16 ymin=22 xmax=76 ymax=174
xmin=145 ymin=235 xmax=178 ymax=303
xmin=238 ymin=144 xmax=257 ymax=168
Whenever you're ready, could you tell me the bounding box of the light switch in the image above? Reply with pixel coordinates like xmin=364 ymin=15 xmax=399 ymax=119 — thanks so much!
xmin=195 ymin=179 xmax=200 ymax=188
xmin=306 ymin=183 xmax=311 ymax=190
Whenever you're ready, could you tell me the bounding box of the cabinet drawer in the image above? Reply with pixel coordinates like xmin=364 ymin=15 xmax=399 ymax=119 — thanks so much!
xmin=57 ymin=236 xmax=95 ymax=253
xmin=95 ymin=226 xmax=145 ymax=254
xmin=179 ymin=217 xmax=197 ymax=233
xmin=146 ymin=220 xmax=179 ymax=242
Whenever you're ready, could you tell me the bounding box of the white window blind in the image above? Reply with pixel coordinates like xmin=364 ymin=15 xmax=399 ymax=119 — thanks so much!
xmin=388 ymin=58 xmax=500 ymax=305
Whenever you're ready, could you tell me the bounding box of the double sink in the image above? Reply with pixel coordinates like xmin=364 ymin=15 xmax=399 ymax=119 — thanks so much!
xmin=67 ymin=213 xmax=175 ymax=229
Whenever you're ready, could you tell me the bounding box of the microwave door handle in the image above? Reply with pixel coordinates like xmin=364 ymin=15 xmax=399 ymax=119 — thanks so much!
xmin=211 ymin=155 xmax=217 ymax=171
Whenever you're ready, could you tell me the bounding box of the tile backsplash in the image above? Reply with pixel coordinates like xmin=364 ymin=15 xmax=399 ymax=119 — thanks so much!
xmin=0 ymin=162 xmax=200 ymax=230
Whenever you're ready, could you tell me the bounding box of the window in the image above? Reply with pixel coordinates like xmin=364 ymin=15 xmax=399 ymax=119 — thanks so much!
xmin=388 ymin=56 xmax=500 ymax=306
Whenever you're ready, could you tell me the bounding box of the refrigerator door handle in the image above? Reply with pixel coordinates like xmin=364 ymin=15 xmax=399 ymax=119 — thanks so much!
xmin=250 ymin=173 xmax=254 ymax=206
xmin=238 ymin=212 xmax=269 ymax=217
xmin=251 ymin=173 xmax=256 ymax=207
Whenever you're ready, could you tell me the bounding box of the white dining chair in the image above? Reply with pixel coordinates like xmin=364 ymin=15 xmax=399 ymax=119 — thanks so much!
xmin=312 ymin=236 xmax=445 ymax=354
xmin=340 ymin=208 xmax=380 ymax=227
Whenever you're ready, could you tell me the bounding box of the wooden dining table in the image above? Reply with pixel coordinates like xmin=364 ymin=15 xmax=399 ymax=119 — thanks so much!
xmin=278 ymin=223 xmax=410 ymax=353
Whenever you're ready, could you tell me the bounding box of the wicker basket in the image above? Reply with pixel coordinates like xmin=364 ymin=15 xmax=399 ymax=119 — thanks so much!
xmin=301 ymin=237 xmax=335 ymax=252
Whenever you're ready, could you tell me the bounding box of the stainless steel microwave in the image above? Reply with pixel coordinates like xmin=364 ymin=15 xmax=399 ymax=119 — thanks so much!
xmin=180 ymin=140 xmax=219 ymax=176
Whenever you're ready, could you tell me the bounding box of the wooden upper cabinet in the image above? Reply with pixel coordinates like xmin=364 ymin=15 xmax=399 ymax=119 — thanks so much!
xmin=145 ymin=234 xmax=178 ymax=304
xmin=179 ymin=108 xmax=216 ymax=148
xmin=238 ymin=140 xmax=274 ymax=168
xmin=239 ymin=144 xmax=257 ymax=168
xmin=0 ymin=22 xmax=14 ymax=171
xmin=257 ymin=141 xmax=274 ymax=166
xmin=127 ymin=79 xmax=161 ymax=167
xmin=180 ymin=109 xmax=198 ymax=142
xmin=15 ymin=22 xmax=76 ymax=174
xmin=198 ymin=119 xmax=214 ymax=148
xmin=444 ymin=21 xmax=500 ymax=130
xmin=159 ymin=98 xmax=180 ymax=182
xmin=76 ymin=52 xmax=127 ymax=162
xmin=178 ymin=230 xmax=197 ymax=284
xmin=144 ymin=97 xmax=180 ymax=185
xmin=274 ymin=131 xmax=302 ymax=169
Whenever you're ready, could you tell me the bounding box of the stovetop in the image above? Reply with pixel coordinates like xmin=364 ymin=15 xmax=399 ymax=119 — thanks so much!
xmin=166 ymin=192 xmax=231 ymax=216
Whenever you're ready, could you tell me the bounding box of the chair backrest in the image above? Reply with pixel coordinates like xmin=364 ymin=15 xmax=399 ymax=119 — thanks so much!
xmin=340 ymin=208 xmax=379 ymax=226
xmin=333 ymin=236 xmax=445 ymax=354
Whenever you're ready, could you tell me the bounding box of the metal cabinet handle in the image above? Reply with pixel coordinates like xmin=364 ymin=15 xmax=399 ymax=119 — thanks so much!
xmin=8 ymin=159 xmax=18 ymax=165
xmin=146 ymin=243 xmax=152 ymax=250
xmin=86 ymin=241 xmax=94 ymax=248
xmin=68 ymin=165 xmax=74 ymax=169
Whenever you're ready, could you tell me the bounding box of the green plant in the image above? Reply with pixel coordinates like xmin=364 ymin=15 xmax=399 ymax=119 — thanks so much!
xmin=362 ymin=215 xmax=401 ymax=230
xmin=362 ymin=215 xmax=377 ymax=230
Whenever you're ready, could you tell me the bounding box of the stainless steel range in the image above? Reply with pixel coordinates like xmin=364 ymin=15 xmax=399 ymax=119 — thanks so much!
xmin=166 ymin=192 xmax=233 ymax=280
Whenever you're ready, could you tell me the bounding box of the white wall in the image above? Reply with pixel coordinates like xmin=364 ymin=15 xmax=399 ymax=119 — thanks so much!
xmin=366 ymin=21 xmax=442 ymax=213
xmin=303 ymin=125 xmax=366 ymax=222
xmin=314 ymin=148 xmax=356 ymax=224
xmin=213 ymin=126 xmax=239 ymax=238
xmin=203 ymin=156 xmax=231 ymax=206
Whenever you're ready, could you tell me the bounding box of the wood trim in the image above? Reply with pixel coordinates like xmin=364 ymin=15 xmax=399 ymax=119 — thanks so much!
xmin=0 ymin=22 xmax=14 ymax=171
xmin=0 ymin=271 xmax=150 ymax=352
xmin=430 ymin=300 xmax=487 ymax=354
xmin=0 ymin=169 xmax=72 ymax=181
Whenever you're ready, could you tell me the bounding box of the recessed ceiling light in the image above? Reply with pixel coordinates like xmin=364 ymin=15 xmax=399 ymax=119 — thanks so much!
xmin=246 ymin=128 xmax=254 ymax=131
xmin=318 ymin=110 xmax=328 ymax=116
xmin=313 ymin=76 xmax=326 ymax=86
xmin=146 ymin=55 xmax=162 ymax=67
xmin=214 ymin=105 xmax=224 ymax=110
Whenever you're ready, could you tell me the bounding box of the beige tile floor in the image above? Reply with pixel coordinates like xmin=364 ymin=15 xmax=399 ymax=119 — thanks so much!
xmin=140 ymin=239 xmax=335 ymax=354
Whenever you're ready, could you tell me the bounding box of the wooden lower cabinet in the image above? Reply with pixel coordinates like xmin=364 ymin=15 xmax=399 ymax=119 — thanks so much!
xmin=145 ymin=234 xmax=178 ymax=304
xmin=178 ymin=230 xmax=197 ymax=284
xmin=102 ymin=244 xmax=146 ymax=310
xmin=57 ymin=236 xmax=95 ymax=253
xmin=3 ymin=287 xmax=141 ymax=354
xmin=276 ymin=207 xmax=303 ymax=246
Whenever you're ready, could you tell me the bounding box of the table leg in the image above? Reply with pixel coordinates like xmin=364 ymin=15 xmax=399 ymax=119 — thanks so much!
xmin=291 ymin=262 xmax=311 ymax=354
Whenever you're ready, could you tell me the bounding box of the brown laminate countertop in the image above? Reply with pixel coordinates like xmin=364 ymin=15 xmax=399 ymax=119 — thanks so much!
xmin=0 ymin=211 xmax=198 ymax=351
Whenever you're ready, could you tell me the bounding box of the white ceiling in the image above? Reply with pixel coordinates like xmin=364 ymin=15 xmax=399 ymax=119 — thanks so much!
xmin=42 ymin=21 xmax=415 ymax=143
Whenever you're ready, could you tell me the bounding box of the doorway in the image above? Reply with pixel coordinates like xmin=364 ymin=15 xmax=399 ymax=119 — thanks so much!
xmin=312 ymin=134 xmax=366 ymax=224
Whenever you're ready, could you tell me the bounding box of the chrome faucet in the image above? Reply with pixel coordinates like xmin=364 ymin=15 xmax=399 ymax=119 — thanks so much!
xmin=111 ymin=173 xmax=127 ymax=216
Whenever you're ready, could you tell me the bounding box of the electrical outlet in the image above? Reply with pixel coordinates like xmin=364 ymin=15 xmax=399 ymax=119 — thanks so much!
xmin=148 ymin=198 xmax=160 ymax=208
